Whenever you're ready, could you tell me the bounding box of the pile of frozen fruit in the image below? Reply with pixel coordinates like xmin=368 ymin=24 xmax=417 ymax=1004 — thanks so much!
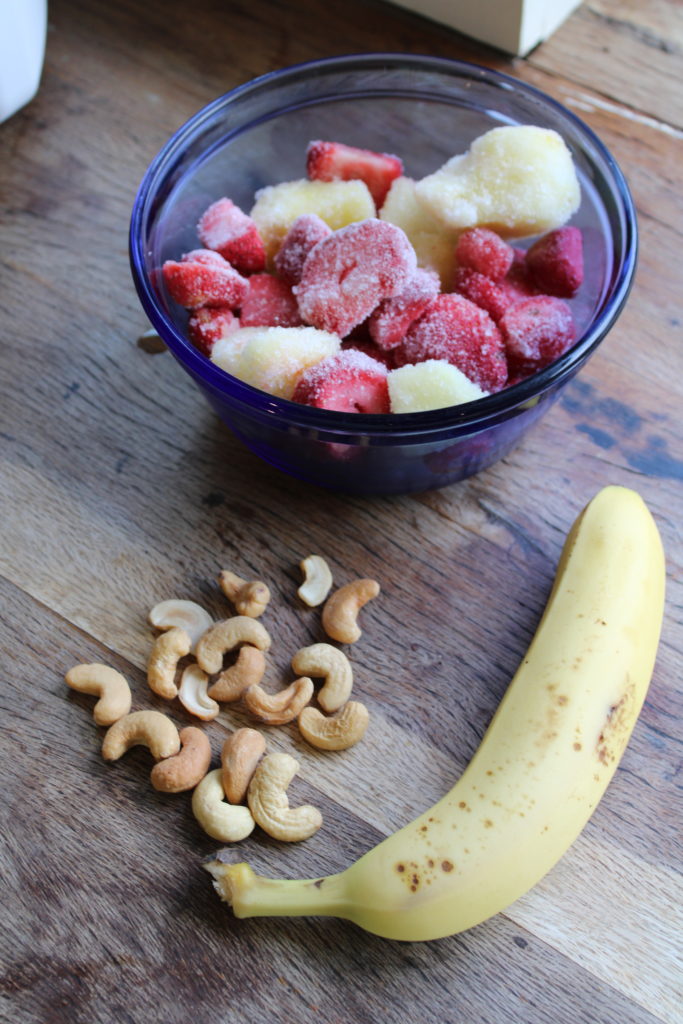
xmin=162 ymin=125 xmax=585 ymax=414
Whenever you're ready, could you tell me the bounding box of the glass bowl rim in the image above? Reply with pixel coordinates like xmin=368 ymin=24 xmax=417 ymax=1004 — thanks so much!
xmin=129 ymin=52 xmax=638 ymax=439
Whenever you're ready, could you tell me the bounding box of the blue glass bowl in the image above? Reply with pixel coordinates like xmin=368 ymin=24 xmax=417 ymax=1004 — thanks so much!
xmin=129 ymin=54 xmax=637 ymax=495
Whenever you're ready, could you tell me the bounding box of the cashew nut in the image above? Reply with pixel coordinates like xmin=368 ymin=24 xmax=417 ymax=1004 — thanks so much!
xmin=148 ymin=599 xmax=213 ymax=653
xmin=298 ymin=701 xmax=370 ymax=751
xmin=243 ymin=677 xmax=314 ymax=725
xmin=102 ymin=710 xmax=180 ymax=762
xmin=221 ymin=728 xmax=266 ymax=804
xmin=147 ymin=627 xmax=191 ymax=699
xmin=192 ymin=769 xmax=256 ymax=842
xmin=150 ymin=726 xmax=212 ymax=792
xmin=178 ymin=664 xmax=220 ymax=721
xmin=290 ymin=643 xmax=353 ymax=712
xmin=207 ymin=645 xmax=266 ymax=703
xmin=247 ymin=753 xmax=322 ymax=842
xmin=298 ymin=554 xmax=333 ymax=607
xmin=65 ymin=663 xmax=132 ymax=726
xmin=195 ymin=617 xmax=271 ymax=676
xmin=219 ymin=571 xmax=271 ymax=618
xmin=321 ymin=578 xmax=380 ymax=644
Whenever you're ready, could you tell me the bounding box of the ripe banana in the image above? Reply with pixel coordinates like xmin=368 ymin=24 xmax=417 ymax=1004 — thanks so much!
xmin=205 ymin=486 xmax=665 ymax=941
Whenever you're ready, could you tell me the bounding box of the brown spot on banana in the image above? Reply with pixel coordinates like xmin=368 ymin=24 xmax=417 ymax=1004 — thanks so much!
xmin=596 ymin=682 xmax=635 ymax=765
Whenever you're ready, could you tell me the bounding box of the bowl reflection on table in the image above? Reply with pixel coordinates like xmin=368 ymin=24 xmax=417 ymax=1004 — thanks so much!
xmin=129 ymin=54 xmax=637 ymax=495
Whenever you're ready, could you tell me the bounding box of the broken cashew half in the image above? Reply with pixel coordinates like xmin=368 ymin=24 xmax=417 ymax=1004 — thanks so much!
xmin=195 ymin=617 xmax=271 ymax=676
xmin=151 ymin=726 xmax=212 ymax=792
xmin=297 ymin=554 xmax=333 ymax=607
xmin=221 ymin=728 xmax=266 ymax=804
xmin=298 ymin=701 xmax=370 ymax=751
xmin=147 ymin=627 xmax=191 ymax=699
xmin=247 ymin=753 xmax=322 ymax=842
xmin=219 ymin=571 xmax=271 ymax=618
xmin=178 ymin=664 xmax=219 ymax=721
xmin=291 ymin=643 xmax=353 ymax=712
xmin=65 ymin=663 xmax=132 ymax=726
xmin=148 ymin=600 xmax=213 ymax=653
xmin=322 ymin=578 xmax=380 ymax=644
xmin=243 ymin=677 xmax=314 ymax=725
xmin=102 ymin=710 xmax=180 ymax=762
xmin=192 ymin=769 xmax=256 ymax=842
xmin=207 ymin=645 xmax=266 ymax=703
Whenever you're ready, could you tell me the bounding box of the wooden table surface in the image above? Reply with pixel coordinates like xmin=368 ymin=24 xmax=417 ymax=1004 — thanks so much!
xmin=1 ymin=1 xmax=681 ymax=1022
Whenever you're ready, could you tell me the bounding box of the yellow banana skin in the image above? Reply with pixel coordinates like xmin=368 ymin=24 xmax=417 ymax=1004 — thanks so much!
xmin=205 ymin=486 xmax=665 ymax=941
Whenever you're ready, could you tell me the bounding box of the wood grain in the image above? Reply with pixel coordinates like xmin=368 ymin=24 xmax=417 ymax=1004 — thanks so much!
xmin=1 ymin=0 xmax=681 ymax=1022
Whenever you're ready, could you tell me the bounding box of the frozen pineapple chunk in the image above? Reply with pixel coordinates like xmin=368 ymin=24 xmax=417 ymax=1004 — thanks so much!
xmin=250 ymin=179 xmax=375 ymax=262
xmin=210 ymin=328 xmax=250 ymax=376
xmin=388 ymin=359 xmax=487 ymax=413
xmin=212 ymin=325 xmax=340 ymax=399
xmin=415 ymin=126 xmax=581 ymax=238
xmin=380 ymin=176 xmax=459 ymax=288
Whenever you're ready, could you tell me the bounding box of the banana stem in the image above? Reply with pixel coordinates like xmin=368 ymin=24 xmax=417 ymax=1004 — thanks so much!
xmin=204 ymin=860 xmax=348 ymax=920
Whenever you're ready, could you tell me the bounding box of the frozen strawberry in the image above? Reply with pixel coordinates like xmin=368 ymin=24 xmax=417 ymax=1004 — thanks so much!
xmin=197 ymin=197 xmax=266 ymax=274
xmin=499 ymin=249 xmax=540 ymax=307
xmin=292 ymin=349 xmax=390 ymax=414
xmin=182 ymin=248 xmax=226 ymax=266
xmin=500 ymin=295 xmax=575 ymax=374
xmin=341 ymin=336 xmax=394 ymax=370
xmin=393 ymin=294 xmax=508 ymax=393
xmin=368 ymin=268 xmax=440 ymax=350
xmin=452 ymin=268 xmax=508 ymax=323
xmin=295 ymin=219 xmax=417 ymax=337
xmin=306 ymin=140 xmax=403 ymax=209
xmin=187 ymin=307 xmax=239 ymax=356
xmin=455 ymin=227 xmax=514 ymax=282
xmin=162 ymin=252 xmax=249 ymax=309
xmin=525 ymin=226 xmax=584 ymax=297
xmin=274 ymin=214 xmax=332 ymax=285
xmin=240 ymin=273 xmax=304 ymax=328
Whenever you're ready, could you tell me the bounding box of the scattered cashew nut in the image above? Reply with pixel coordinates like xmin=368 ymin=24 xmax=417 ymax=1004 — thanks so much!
xmin=207 ymin=645 xmax=266 ymax=703
xmin=178 ymin=663 xmax=219 ymax=721
xmin=219 ymin=571 xmax=271 ymax=618
xmin=150 ymin=726 xmax=212 ymax=792
xmin=147 ymin=627 xmax=191 ymax=699
xmin=192 ymin=769 xmax=256 ymax=842
xmin=195 ymin=617 xmax=271 ymax=676
xmin=65 ymin=663 xmax=132 ymax=726
xmin=298 ymin=701 xmax=370 ymax=751
xmin=102 ymin=710 xmax=180 ymax=762
xmin=322 ymin=578 xmax=380 ymax=644
xmin=221 ymin=728 xmax=266 ymax=804
xmin=148 ymin=599 xmax=213 ymax=653
xmin=297 ymin=554 xmax=333 ymax=607
xmin=247 ymin=753 xmax=322 ymax=842
xmin=291 ymin=643 xmax=353 ymax=712
xmin=243 ymin=677 xmax=314 ymax=725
